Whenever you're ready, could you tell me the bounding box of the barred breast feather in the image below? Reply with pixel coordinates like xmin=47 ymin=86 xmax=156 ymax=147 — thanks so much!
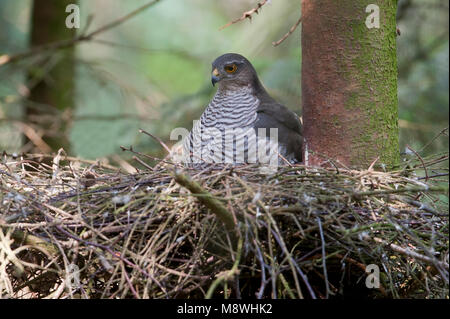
xmin=183 ymin=86 xmax=273 ymax=165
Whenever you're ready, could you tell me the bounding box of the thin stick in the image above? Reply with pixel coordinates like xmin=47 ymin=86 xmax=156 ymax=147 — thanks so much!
xmin=139 ymin=128 xmax=171 ymax=154
xmin=3 ymin=152 xmax=120 ymax=171
xmin=86 ymin=0 xmax=162 ymax=39
xmin=368 ymin=156 xmax=380 ymax=171
xmin=132 ymin=155 xmax=154 ymax=171
xmin=392 ymin=195 xmax=445 ymax=216
xmin=205 ymin=237 xmax=243 ymax=299
xmin=272 ymin=16 xmax=302 ymax=47
xmin=1 ymin=226 xmax=59 ymax=256
xmin=406 ymin=144 xmax=429 ymax=182
xmin=219 ymin=0 xmax=269 ymax=30
xmin=173 ymin=171 xmax=235 ymax=231
xmin=0 ymin=0 xmax=162 ymax=66
xmin=317 ymin=217 xmax=330 ymax=298
xmin=419 ymin=127 xmax=449 ymax=153
xmin=418 ymin=173 xmax=448 ymax=180
xmin=372 ymin=237 xmax=449 ymax=271
xmin=120 ymin=145 xmax=183 ymax=168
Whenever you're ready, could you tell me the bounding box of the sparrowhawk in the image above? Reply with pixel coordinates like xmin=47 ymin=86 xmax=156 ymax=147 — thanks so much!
xmin=183 ymin=53 xmax=302 ymax=165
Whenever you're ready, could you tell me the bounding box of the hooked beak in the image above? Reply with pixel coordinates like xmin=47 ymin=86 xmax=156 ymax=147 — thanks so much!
xmin=211 ymin=68 xmax=220 ymax=86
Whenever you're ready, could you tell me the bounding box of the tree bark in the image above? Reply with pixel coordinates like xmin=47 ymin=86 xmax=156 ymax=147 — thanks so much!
xmin=301 ymin=0 xmax=399 ymax=168
xmin=26 ymin=0 xmax=76 ymax=153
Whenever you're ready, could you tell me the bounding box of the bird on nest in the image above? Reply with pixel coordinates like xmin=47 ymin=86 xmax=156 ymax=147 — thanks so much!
xmin=182 ymin=53 xmax=302 ymax=167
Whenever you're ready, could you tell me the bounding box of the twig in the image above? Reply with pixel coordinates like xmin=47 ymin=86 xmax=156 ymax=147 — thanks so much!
xmin=122 ymin=263 xmax=140 ymax=299
xmin=14 ymin=123 xmax=52 ymax=154
xmin=392 ymin=195 xmax=446 ymax=216
xmin=0 ymin=226 xmax=59 ymax=256
xmin=173 ymin=170 xmax=235 ymax=231
xmin=2 ymin=151 xmax=120 ymax=171
xmin=219 ymin=0 xmax=270 ymax=30
xmin=54 ymin=224 xmax=168 ymax=295
xmin=120 ymin=145 xmax=183 ymax=168
xmin=84 ymin=0 xmax=161 ymax=39
xmin=254 ymin=237 xmax=268 ymax=299
xmin=418 ymin=173 xmax=448 ymax=180
xmin=0 ymin=0 xmax=162 ymax=66
xmin=205 ymin=237 xmax=243 ymax=299
xmin=345 ymin=186 xmax=448 ymax=199
xmin=278 ymin=273 xmax=296 ymax=299
xmin=372 ymin=237 xmax=449 ymax=271
xmin=419 ymin=127 xmax=449 ymax=153
xmin=132 ymin=156 xmax=154 ymax=171
xmin=368 ymin=156 xmax=380 ymax=171
xmin=272 ymin=15 xmax=302 ymax=47
xmin=317 ymin=217 xmax=330 ymax=298
xmin=406 ymin=144 xmax=429 ymax=182
xmin=139 ymin=128 xmax=171 ymax=154
xmin=265 ymin=220 xmax=315 ymax=299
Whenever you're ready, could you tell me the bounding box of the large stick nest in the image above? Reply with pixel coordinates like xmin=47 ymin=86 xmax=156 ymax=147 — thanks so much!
xmin=0 ymin=152 xmax=448 ymax=299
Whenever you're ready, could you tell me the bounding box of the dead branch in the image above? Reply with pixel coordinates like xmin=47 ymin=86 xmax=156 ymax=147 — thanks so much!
xmin=219 ymin=0 xmax=270 ymax=30
xmin=272 ymin=15 xmax=302 ymax=47
xmin=406 ymin=144 xmax=429 ymax=181
xmin=173 ymin=170 xmax=236 ymax=231
xmin=372 ymin=237 xmax=449 ymax=272
xmin=0 ymin=0 xmax=162 ymax=67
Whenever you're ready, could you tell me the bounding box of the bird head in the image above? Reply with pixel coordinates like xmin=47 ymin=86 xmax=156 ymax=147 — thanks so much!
xmin=211 ymin=53 xmax=258 ymax=90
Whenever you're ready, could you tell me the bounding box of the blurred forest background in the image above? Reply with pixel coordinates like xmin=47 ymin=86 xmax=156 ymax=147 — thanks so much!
xmin=0 ymin=0 xmax=448 ymax=169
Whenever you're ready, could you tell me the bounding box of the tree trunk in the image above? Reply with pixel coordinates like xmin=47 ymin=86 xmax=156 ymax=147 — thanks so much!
xmin=301 ymin=0 xmax=399 ymax=169
xmin=26 ymin=0 xmax=76 ymax=153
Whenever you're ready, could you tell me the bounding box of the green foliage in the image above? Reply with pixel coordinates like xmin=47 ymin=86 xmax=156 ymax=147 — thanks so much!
xmin=0 ymin=0 xmax=448 ymax=162
xmin=142 ymin=53 xmax=204 ymax=96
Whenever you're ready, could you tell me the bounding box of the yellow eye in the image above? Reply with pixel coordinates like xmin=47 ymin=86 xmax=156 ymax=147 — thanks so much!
xmin=224 ymin=64 xmax=237 ymax=73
